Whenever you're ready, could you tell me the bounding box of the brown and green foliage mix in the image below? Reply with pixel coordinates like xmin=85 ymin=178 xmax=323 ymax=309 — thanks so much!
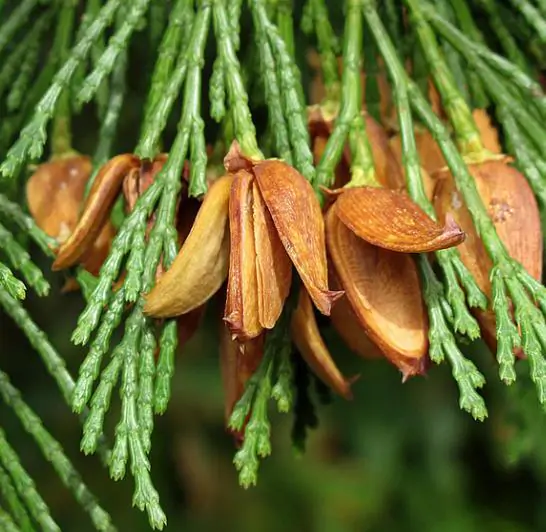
xmin=4 ymin=0 xmax=546 ymax=529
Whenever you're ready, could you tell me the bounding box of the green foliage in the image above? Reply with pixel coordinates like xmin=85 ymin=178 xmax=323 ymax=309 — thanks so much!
xmin=5 ymin=0 xmax=546 ymax=529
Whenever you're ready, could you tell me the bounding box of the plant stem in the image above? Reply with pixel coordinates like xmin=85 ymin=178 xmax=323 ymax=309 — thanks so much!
xmin=77 ymin=0 xmax=153 ymax=106
xmin=0 ymin=288 xmax=111 ymax=465
xmin=251 ymin=1 xmax=292 ymax=162
xmin=136 ymin=0 xmax=198 ymax=160
xmin=0 ymin=0 xmax=122 ymax=180
xmin=411 ymin=32 xmax=429 ymax=99
xmin=277 ymin=0 xmax=295 ymax=58
xmin=0 ymin=501 xmax=26 ymax=532
xmin=140 ymin=0 xmax=192 ymax=142
xmin=363 ymin=0 xmax=487 ymax=418
xmin=448 ymin=0 xmax=488 ymax=107
xmin=213 ymin=0 xmax=263 ymax=159
xmin=306 ymin=0 xmax=341 ymax=102
xmin=316 ymin=0 xmax=377 ymax=191
xmin=0 ymin=222 xmax=49 ymax=296
xmin=0 ymin=428 xmax=60 ymax=532
xmin=363 ymin=25 xmax=382 ymax=122
xmin=0 ymin=464 xmax=34 ymax=532
xmin=507 ymin=0 xmax=546 ymax=45
xmin=476 ymin=0 xmax=530 ymax=72
xmin=0 ymin=11 xmax=51 ymax=99
xmin=0 ymin=372 xmax=116 ymax=532
xmin=405 ymin=0 xmax=485 ymax=159
xmin=422 ymin=3 xmax=546 ymax=122
xmin=407 ymin=69 xmax=546 ymax=399
xmin=260 ymin=2 xmax=315 ymax=179
xmin=0 ymin=262 xmax=26 ymax=301
xmin=0 ymin=193 xmax=56 ymax=256
xmin=538 ymin=0 xmax=546 ymax=17
xmin=434 ymin=0 xmax=470 ymax=104
xmin=6 ymin=22 xmax=42 ymax=112
xmin=382 ymin=0 xmax=404 ymax=57
xmin=51 ymin=0 xmax=77 ymax=157
xmin=0 ymin=0 xmax=39 ymax=56
xmin=498 ymin=106 xmax=546 ymax=213
xmin=85 ymin=46 xmax=128 ymax=198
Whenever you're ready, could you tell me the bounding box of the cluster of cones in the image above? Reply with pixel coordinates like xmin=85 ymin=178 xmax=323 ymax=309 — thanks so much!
xmin=26 ymin=75 xmax=542 ymax=431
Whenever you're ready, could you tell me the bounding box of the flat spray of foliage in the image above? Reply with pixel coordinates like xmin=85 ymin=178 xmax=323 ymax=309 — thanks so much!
xmin=3 ymin=0 xmax=546 ymax=529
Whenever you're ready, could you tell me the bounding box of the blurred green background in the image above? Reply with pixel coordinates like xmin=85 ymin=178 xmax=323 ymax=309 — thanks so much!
xmin=3 ymin=268 xmax=546 ymax=532
xmin=3 ymin=1 xmax=546 ymax=530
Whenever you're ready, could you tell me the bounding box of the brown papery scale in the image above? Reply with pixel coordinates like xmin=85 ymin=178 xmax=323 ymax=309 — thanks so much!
xmin=328 ymin=268 xmax=382 ymax=360
xmin=252 ymin=181 xmax=292 ymax=329
xmin=434 ymin=158 xmax=543 ymax=353
xmin=224 ymin=141 xmax=343 ymax=317
xmin=390 ymin=127 xmax=446 ymax=178
xmin=325 ymin=208 xmax=429 ymax=379
xmin=308 ymin=106 xmax=405 ymax=190
xmin=224 ymin=168 xmax=293 ymax=341
xmin=219 ymin=325 xmax=264 ymax=441
xmin=52 ymin=153 xmax=140 ymax=270
xmin=389 ymin=109 xmax=500 ymax=202
xmin=291 ymin=289 xmax=355 ymax=399
xmin=122 ymin=154 xmax=168 ymax=212
xmin=26 ymin=155 xmax=115 ymax=278
xmin=472 ymin=109 xmax=502 ymax=154
xmin=332 ymin=186 xmax=465 ymax=253
xmin=225 ymin=170 xmax=262 ymax=341
xmin=144 ymin=174 xmax=232 ymax=318
xmin=307 ymin=50 xmax=392 ymax=122
xmin=254 ymin=160 xmax=343 ymax=314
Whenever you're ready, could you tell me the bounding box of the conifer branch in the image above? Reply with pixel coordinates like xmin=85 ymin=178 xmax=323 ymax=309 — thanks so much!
xmin=6 ymin=22 xmax=42 ymax=113
xmin=0 ymin=427 xmax=61 ymax=532
xmin=0 ymin=371 xmax=116 ymax=531
xmin=0 ymin=0 xmax=122 ymax=179
xmin=77 ymin=0 xmax=152 ymax=107
xmin=0 ymin=464 xmax=34 ymax=532
xmin=364 ymin=0 xmax=487 ymax=419
xmin=0 ymin=0 xmax=39 ymax=56
xmin=476 ymin=0 xmax=530 ymax=72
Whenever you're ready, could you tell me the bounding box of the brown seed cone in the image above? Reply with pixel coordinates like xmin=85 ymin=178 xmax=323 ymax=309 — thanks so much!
xmin=434 ymin=158 xmax=543 ymax=353
xmin=291 ymin=288 xmax=354 ymax=399
xmin=225 ymin=170 xmax=262 ymax=341
xmin=364 ymin=115 xmax=406 ymax=189
xmin=328 ymin=267 xmax=383 ymax=360
xmin=53 ymin=153 xmax=140 ymax=270
xmin=308 ymin=107 xmax=404 ymax=190
xmin=325 ymin=208 xmax=429 ymax=379
xmin=143 ymin=175 xmax=232 ymax=317
xmin=307 ymin=51 xmax=392 ymax=122
xmin=332 ymin=186 xmax=465 ymax=253
xmin=224 ymin=171 xmax=293 ymax=341
xmin=122 ymin=154 xmax=168 ymax=212
xmin=252 ymin=181 xmax=292 ymax=329
xmin=390 ymin=128 xmax=446 ymax=178
xmin=472 ymin=109 xmax=501 ymax=154
xmin=123 ymin=154 xmax=180 ymax=280
xmin=219 ymin=326 xmax=264 ymax=439
xmin=389 ymin=110 xmax=500 ymax=199
xmin=26 ymin=155 xmax=115 ymax=277
xmin=312 ymin=135 xmax=351 ymax=193
xmin=253 ymin=159 xmax=343 ymax=315
xmin=223 ymin=141 xmax=342 ymax=316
